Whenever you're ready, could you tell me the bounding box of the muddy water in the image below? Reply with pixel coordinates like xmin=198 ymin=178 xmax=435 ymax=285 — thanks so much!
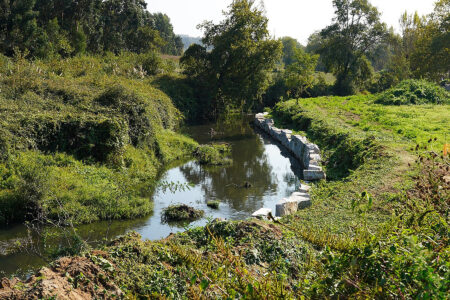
xmin=0 ymin=117 xmax=303 ymax=277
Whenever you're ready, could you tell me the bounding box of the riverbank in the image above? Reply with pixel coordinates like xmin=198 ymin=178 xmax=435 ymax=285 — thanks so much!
xmin=0 ymin=117 xmax=304 ymax=277
xmin=0 ymin=54 xmax=203 ymax=227
xmin=1 ymin=94 xmax=447 ymax=298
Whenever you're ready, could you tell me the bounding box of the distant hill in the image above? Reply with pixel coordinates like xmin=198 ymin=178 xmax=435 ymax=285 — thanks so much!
xmin=179 ymin=35 xmax=203 ymax=50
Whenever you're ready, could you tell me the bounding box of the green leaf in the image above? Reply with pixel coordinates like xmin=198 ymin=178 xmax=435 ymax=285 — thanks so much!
xmin=200 ymin=279 xmax=209 ymax=291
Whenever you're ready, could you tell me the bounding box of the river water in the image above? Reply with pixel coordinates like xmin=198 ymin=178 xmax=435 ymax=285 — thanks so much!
xmin=0 ymin=117 xmax=303 ymax=277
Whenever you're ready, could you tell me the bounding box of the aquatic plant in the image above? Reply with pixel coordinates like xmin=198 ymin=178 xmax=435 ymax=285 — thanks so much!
xmin=162 ymin=204 xmax=205 ymax=222
xmin=194 ymin=144 xmax=232 ymax=166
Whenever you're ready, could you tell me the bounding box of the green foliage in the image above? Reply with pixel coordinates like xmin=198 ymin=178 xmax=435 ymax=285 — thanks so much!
xmin=156 ymin=130 xmax=198 ymax=164
xmin=0 ymin=151 xmax=156 ymax=226
xmin=181 ymin=0 xmax=282 ymax=118
xmin=410 ymin=0 xmax=450 ymax=82
xmin=280 ymin=36 xmax=304 ymax=66
xmin=318 ymin=0 xmax=387 ymax=95
xmin=273 ymin=98 xmax=384 ymax=179
xmin=194 ymin=144 xmax=232 ymax=166
xmin=72 ymin=25 xmax=87 ymax=55
xmin=153 ymin=13 xmax=184 ymax=56
xmin=376 ymin=79 xmax=450 ymax=105
xmin=162 ymin=204 xmax=204 ymax=222
xmin=0 ymin=54 xmax=200 ymax=226
xmin=151 ymin=74 xmax=202 ymax=122
xmin=0 ymin=0 xmax=182 ymax=58
xmin=137 ymin=51 xmax=163 ymax=75
xmin=284 ymin=48 xmax=319 ymax=98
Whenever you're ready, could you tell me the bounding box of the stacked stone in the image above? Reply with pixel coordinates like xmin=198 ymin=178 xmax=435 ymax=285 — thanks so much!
xmin=251 ymin=184 xmax=313 ymax=219
xmin=254 ymin=113 xmax=326 ymax=181
xmin=275 ymin=184 xmax=312 ymax=217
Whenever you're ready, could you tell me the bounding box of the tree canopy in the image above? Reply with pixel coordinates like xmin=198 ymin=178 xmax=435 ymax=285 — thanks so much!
xmin=318 ymin=0 xmax=387 ymax=95
xmin=181 ymin=0 xmax=282 ymax=118
xmin=0 ymin=0 xmax=183 ymax=58
xmin=280 ymin=36 xmax=304 ymax=66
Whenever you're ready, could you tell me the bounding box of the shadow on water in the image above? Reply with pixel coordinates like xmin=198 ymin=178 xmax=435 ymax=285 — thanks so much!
xmin=0 ymin=116 xmax=303 ymax=277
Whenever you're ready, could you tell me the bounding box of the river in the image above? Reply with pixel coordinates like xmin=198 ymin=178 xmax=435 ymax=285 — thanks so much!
xmin=0 ymin=117 xmax=303 ymax=277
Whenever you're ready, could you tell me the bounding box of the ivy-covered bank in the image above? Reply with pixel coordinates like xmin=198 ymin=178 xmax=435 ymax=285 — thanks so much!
xmin=0 ymin=53 xmax=206 ymax=226
xmin=1 ymin=86 xmax=448 ymax=298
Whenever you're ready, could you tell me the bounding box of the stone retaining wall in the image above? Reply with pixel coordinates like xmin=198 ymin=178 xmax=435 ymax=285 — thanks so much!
xmin=254 ymin=112 xmax=326 ymax=181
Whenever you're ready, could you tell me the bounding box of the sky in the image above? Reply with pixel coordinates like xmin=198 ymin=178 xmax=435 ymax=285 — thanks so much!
xmin=146 ymin=0 xmax=436 ymax=45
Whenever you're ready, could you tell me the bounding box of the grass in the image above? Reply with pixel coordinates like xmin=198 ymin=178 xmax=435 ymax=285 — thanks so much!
xmin=0 ymin=54 xmax=448 ymax=298
xmin=0 ymin=53 xmax=199 ymax=226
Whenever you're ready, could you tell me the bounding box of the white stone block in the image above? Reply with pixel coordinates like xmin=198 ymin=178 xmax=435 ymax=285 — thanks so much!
xmin=290 ymin=192 xmax=310 ymax=199
xmin=275 ymin=198 xmax=298 ymax=217
xmin=310 ymin=154 xmax=321 ymax=162
xmin=309 ymin=160 xmax=320 ymax=167
xmin=303 ymin=169 xmax=326 ymax=181
xmin=289 ymin=192 xmax=312 ymax=210
xmin=252 ymin=208 xmax=272 ymax=219
xmin=299 ymin=184 xmax=311 ymax=193
xmin=308 ymin=165 xmax=322 ymax=171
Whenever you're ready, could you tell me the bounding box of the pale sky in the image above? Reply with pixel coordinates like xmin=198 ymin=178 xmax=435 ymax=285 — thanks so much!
xmin=146 ymin=0 xmax=436 ymax=45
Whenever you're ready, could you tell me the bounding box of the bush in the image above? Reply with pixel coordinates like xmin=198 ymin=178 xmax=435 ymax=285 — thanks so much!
xmin=162 ymin=204 xmax=204 ymax=222
xmin=194 ymin=144 xmax=232 ymax=166
xmin=376 ymin=79 xmax=449 ymax=105
xmin=138 ymin=51 xmax=163 ymax=75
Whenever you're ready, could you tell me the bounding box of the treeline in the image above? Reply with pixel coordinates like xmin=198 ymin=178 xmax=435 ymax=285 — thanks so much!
xmin=181 ymin=0 xmax=449 ymax=119
xmin=266 ymin=0 xmax=449 ymax=102
xmin=0 ymin=0 xmax=183 ymax=58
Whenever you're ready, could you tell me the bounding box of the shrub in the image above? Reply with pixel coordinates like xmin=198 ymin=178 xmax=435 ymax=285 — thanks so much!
xmin=162 ymin=204 xmax=204 ymax=222
xmin=194 ymin=144 xmax=232 ymax=166
xmin=138 ymin=51 xmax=163 ymax=75
xmin=376 ymin=79 xmax=449 ymax=105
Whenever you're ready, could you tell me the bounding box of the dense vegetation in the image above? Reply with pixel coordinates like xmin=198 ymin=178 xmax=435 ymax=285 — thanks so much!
xmin=181 ymin=0 xmax=282 ymax=119
xmin=0 ymin=0 xmax=183 ymax=58
xmin=376 ymin=79 xmax=449 ymax=105
xmin=0 ymin=0 xmax=449 ymax=298
xmin=0 ymin=53 xmax=199 ymax=226
xmin=2 ymin=94 xmax=447 ymax=299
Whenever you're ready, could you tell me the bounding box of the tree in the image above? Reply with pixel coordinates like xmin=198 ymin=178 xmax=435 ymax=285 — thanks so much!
xmin=410 ymin=0 xmax=449 ymax=81
xmin=0 ymin=0 xmax=49 ymax=57
xmin=280 ymin=37 xmax=304 ymax=66
xmin=284 ymin=48 xmax=319 ymax=98
xmin=318 ymin=0 xmax=387 ymax=95
xmin=152 ymin=13 xmax=183 ymax=55
xmin=182 ymin=0 xmax=282 ymax=117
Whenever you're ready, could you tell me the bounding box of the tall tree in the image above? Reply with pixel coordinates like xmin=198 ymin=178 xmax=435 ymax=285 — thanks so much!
xmin=153 ymin=13 xmax=183 ymax=55
xmin=318 ymin=0 xmax=387 ymax=95
xmin=183 ymin=0 xmax=282 ymax=117
xmin=410 ymin=0 xmax=449 ymax=81
xmin=280 ymin=36 xmax=304 ymax=66
xmin=284 ymin=48 xmax=319 ymax=98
